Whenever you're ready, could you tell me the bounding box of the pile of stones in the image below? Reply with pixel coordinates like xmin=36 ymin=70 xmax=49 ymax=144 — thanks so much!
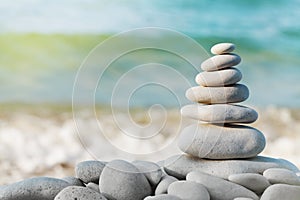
xmin=1 ymin=43 xmax=300 ymax=200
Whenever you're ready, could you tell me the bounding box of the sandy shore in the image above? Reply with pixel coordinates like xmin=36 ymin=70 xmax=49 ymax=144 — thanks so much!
xmin=0 ymin=104 xmax=299 ymax=185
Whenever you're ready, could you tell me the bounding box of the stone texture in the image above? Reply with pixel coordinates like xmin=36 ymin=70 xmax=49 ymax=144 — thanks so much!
xmin=132 ymin=160 xmax=163 ymax=186
xmin=99 ymin=159 xmax=152 ymax=200
xmin=86 ymin=182 xmax=100 ymax=193
xmin=178 ymin=123 xmax=265 ymax=159
xmin=145 ymin=194 xmax=182 ymax=200
xmin=62 ymin=176 xmax=84 ymax=186
xmin=228 ymin=173 xmax=270 ymax=195
xmin=211 ymin=43 xmax=235 ymax=55
xmin=234 ymin=198 xmax=254 ymax=200
xmin=167 ymin=180 xmax=210 ymax=200
xmin=195 ymin=67 xmax=242 ymax=86
xmin=201 ymin=53 xmax=241 ymax=71
xmin=155 ymin=175 xmax=178 ymax=195
xmin=263 ymin=168 xmax=300 ymax=185
xmin=260 ymin=184 xmax=300 ymax=200
xmin=186 ymin=84 xmax=249 ymax=104
xmin=0 ymin=177 xmax=70 ymax=200
xmin=187 ymin=171 xmax=259 ymax=200
xmin=163 ymin=154 xmax=299 ymax=180
xmin=181 ymin=104 xmax=258 ymax=123
xmin=54 ymin=186 xmax=106 ymax=200
xmin=75 ymin=160 xmax=106 ymax=183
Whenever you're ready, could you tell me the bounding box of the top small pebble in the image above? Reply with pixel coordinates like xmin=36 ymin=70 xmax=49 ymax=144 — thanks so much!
xmin=211 ymin=43 xmax=235 ymax=55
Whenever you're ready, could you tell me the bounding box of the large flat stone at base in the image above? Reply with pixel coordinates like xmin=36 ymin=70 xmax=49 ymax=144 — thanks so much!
xmin=163 ymin=154 xmax=299 ymax=180
xmin=178 ymin=123 xmax=265 ymax=159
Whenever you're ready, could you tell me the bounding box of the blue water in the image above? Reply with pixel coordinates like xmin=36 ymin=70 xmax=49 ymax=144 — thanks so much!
xmin=0 ymin=0 xmax=300 ymax=107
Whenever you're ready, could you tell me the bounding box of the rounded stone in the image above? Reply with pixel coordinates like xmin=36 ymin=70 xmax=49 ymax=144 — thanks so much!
xmin=163 ymin=154 xmax=299 ymax=180
xmin=186 ymin=84 xmax=249 ymax=104
xmin=234 ymin=198 xmax=254 ymax=200
xmin=178 ymin=123 xmax=265 ymax=159
xmin=155 ymin=175 xmax=178 ymax=195
xmin=201 ymin=53 xmax=241 ymax=71
xmin=0 ymin=177 xmax=71 ymax=200
xmin=187 ymin=171 xmax=259 ymax=200
xmin=75 ymin=160 xmax=106 ymax=183
xmin=54 ymin=186 xmax=106 ymax=200
xmin=211 ymin=43 xmax=235 ymax=55
xmin=167 ymin=181 xmax=210 ymax=200
xmin=145 ymin=194 xmax=182 ymax=200
xmin=86 ymin=182 xmax=100 ymax=193
xmin=132 ymin=160 xmax=163 ymax=186
xmin=181 ymin=104 xmax=258 ymax=123
xmin=263 ymin=168 xmax=300 ymax=185
xmin=228 ymin=173 xmax=271 ymax=195
xmin=99 ymin=159 xmax=152 ymax=200
xmin=196 ymin=67 xmax=242 ymax=86
xmin=260 ymin=184 xmax=300 ymax=200
xmin=62 ymin=176 xmax=84 ymax=186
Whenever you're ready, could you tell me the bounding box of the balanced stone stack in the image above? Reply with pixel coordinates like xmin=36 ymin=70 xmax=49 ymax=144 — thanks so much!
xmin=163 ymin=43 xmax=300 ymax=200
xmin=0 ymin=43 xmax=300 ymax=200
xmin=180 ymin=42 xmax=265 ymax=160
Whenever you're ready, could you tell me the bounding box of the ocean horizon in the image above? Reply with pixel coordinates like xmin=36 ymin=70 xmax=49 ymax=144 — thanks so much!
xmin=1 ymin=0 xmax=300 ymax=108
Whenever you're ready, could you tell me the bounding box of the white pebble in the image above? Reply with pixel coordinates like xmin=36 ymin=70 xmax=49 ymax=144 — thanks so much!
xmin=211 ymin=43 xmax=235 ymax=55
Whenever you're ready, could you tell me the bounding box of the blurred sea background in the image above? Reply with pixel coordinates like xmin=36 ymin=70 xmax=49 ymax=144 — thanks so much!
xmin=0 ymin=0 xmax=300 ymax=184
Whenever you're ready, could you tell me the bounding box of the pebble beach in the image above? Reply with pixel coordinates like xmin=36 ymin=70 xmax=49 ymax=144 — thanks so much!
xmin=1 ymin=105 xmax=300 ymax=186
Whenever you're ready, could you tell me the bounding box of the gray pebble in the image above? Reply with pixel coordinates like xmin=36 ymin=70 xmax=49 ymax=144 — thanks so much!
xmin=186 ymin=84 xmax=249 ymax=104
xmin=133 ymin=160 xmax=163 ymax=186
xmin=54 ymin=186 xmax=106 ymax=200
xmin=86 ymin=182 xmax=100 ymax=193
xmin=163 ymin=154 xmax=299 ymax=180
xmin=167 ymin=180 xmax=210 ymax=200
xmin=234 ymin=198 xmax=254 ymax=200
xmin=155 ymin=175 xmax=178 ymax=195
xmin=178 ymin=123 xmax=265 ymax=159
xmin=260 ymin=184 xmax=300 ymax=200
xmin=211 ymin=43 xmax=236 ymax=55
xmin=263 ymin=168 xmax=300 ymax=185
xmin=145 ymin=194 xmax=182 ymax=200
xmin=0 ymin=177 xmax=70 ymax=200
xmin=181 ymin=104 xmax=258 ymax=123
xmin=187 ymin=171 xmax=259 ymax=200
xmin=201 ymin=53 xmax=241 ymax=71
xmin=62 ymin=176 xmax=84 ymax=186
xmin=195 ymin=67 xmax=242 ymax=86
xmin=75 ymin=160 xmax=106 ymax=183
xmin=228 ymin=173 xmax=270 ymax=195
xmin=99 ymin=159 xmax=152 ymax=200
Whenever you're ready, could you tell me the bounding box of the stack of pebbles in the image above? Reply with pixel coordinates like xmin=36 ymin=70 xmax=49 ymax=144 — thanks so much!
xmin=163 ymin=43 xmax=300 ymax=200
xmin=180 ymin=42 xmax=264 ymax=160
xmin=0 ymin=43 xmax=300 ymax=200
